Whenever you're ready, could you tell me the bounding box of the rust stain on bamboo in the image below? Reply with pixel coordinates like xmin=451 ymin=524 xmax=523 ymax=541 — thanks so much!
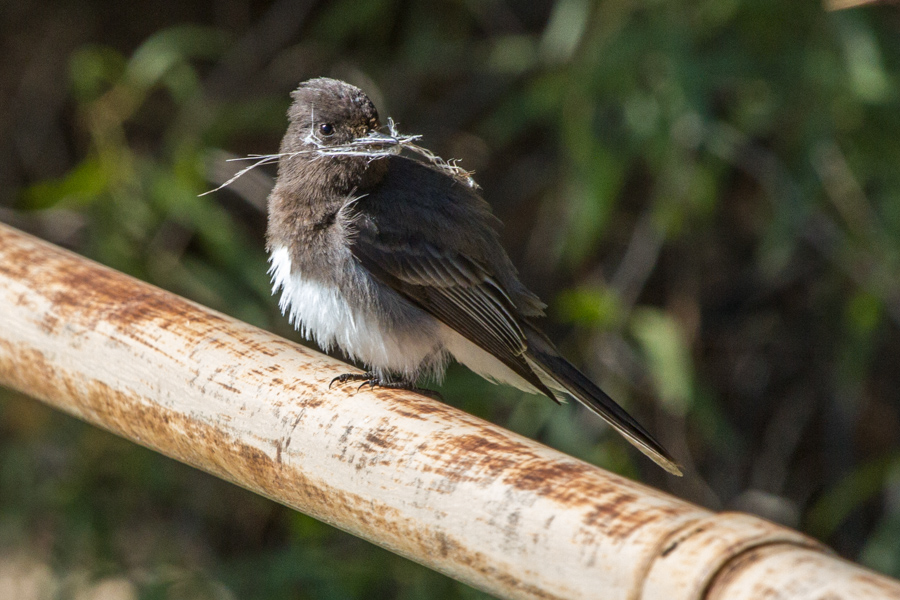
xmin=0 ymin=338 xmax=568 ymax=600
xmin=0 ymin=230 xmax=322 ymax=404
xmin=0 ymin=229 xmax=271 ymax=347
xmin=404 ymin=416 xmax=692 ymax=540
xmin=344 ymin=387 xmax=692 ymax=549
xmin=337 ymin=399 xmax=694 ymax=566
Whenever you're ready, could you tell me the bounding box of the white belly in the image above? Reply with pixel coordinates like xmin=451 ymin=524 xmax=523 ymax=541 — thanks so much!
xmin=268 ymin=246 xmax=446 ymax=381
xmin=269 ymin=245 xmax=543 ymax=394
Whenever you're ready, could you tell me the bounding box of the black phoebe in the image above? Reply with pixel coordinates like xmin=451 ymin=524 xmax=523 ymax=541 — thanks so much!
xmin=265 ymin=78 xmax=681 ymax=475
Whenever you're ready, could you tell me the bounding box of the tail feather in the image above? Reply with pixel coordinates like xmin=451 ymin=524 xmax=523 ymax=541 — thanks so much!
xmin=525 ymin=326 xmax=683 ymax=476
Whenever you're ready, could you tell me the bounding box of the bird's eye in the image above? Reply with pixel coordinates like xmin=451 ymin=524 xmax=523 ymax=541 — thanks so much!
xmin=319 ymin=123 xmax=335 ymax=137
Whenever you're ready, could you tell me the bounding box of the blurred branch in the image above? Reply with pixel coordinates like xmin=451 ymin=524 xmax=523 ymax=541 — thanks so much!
xmin=610 ymin=207 xmax=664 ymax=312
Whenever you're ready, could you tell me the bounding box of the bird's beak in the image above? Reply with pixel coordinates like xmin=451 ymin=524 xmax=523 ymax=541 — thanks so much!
xmin=359 ymin=130 xmax=398 ymax=146
xmin=349 ymin=129 xmax=404 ymax=155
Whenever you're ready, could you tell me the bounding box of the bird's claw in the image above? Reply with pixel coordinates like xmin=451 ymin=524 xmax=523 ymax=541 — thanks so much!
xmin=329 ymin=372 xmax=371 ymax=389
xmin=328 ymin=372 xmax=442 ymax=399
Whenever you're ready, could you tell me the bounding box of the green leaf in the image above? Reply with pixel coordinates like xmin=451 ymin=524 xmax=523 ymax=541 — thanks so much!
xmin=556 ymin=286 xmax=623 ymax=328
xmin=126 ymin=25 xmax=228 ymax=90
xmin=631 ymin=308 xmax=693 ymax=414
xmin=806 ymin=455 xmax=898 ymax=540
xmin=68 ymin=45 xmax=126 ymax=102
xmin=20 ymin=158 xmax=110 ymax=209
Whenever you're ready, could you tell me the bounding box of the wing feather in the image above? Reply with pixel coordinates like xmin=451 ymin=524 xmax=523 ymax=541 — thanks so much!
xmin=350 ymin=234 xmax=553 ymax=397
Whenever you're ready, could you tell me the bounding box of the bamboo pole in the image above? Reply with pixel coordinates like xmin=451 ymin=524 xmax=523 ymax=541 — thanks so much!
xmin=0 ymin=221 xmax=896 ymax=600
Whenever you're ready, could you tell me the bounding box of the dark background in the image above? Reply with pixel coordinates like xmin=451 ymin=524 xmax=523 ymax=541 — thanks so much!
xmin=2 ymin=1 xmax=900 ymax=598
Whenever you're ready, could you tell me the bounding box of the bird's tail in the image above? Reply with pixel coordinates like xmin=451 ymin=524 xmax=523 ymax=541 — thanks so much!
xmin=524 ymin=325 xmax=683 ymax=476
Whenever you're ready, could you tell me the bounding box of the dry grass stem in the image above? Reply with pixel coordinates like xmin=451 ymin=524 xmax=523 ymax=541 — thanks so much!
xmin=202 ymin=118 xmax=477 ymax=197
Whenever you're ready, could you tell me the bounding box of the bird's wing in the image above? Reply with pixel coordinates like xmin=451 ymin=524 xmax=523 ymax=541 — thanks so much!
xmin=352 ymin=231 xmax=682 ymax=474
xmin=350 ymin=231 xmax=556 ymax=398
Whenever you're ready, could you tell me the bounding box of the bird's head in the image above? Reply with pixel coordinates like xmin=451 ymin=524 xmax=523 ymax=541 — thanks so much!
xmin=285 ymin=78 xmax=391 ymax=153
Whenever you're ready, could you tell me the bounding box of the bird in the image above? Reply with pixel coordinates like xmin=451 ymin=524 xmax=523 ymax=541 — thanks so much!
xmin=264 ymin=77 xmax=682 ymax=475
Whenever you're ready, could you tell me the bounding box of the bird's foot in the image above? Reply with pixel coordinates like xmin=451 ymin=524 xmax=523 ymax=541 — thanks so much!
xmin=329 ymin=372 xmax=373 ymax=389
xmin=329 ymin=372 xmax=443 ymax=400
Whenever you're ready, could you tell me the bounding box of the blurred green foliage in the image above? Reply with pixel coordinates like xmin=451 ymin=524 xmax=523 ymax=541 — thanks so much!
xmin=2 ymin=0 xmax=900 ymax=597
